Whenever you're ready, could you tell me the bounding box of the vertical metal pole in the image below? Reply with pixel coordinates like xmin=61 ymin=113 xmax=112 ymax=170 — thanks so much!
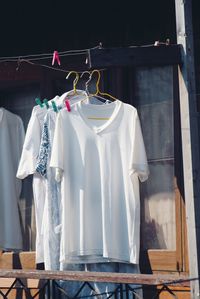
xmin=46 ymin=280 xmax=51 ymax=299
xmin=175 ymin=0 xmax=200 ymax=298
xmin=51 ymin=280 xmax=55 ymax=299
xmin=125 ymin=284 xmax=129 ymax=299
xmin=120 ymin=284 xmax=124 ymax=299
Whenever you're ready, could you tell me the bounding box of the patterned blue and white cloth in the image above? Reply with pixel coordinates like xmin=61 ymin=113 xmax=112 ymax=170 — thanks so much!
xmin=36 ymin=110 xmax=61 ymax=270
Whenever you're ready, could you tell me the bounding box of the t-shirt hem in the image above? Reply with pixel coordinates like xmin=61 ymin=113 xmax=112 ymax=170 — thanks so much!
xmin=16 ymin=169 xmax=36 ymax=179
xmin=60 ymin=249 xmax=138 ymax=264
xmin=104 ymin=251 xmax=138 ymax=264
xmin=0 ymin=245 xmax=23 ymax=251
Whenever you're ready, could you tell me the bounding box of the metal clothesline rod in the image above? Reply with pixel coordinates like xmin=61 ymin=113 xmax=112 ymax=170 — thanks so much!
xmin=0 ymin=40 xmax=172 ymax=62
xmin=0 ymin=41 xmax=177 ymax=74
xmin=0 ymin=47 xmax=94 ymax=61
xmin=0 ymin=51 xmax=88 ymax=62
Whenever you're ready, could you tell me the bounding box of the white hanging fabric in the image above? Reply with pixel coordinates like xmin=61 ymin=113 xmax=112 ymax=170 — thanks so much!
xmin=0 ymin=108 xmax=24 ymax=250
xmin=50 ymin=99 xmax=149 ymax=264
xmin=16 ymin=96 xmax=59 ymax=263
xmin=16 ymin=92 xmax=87 ymax=264
xmin=35 ymin=90 xmax=89 ymax=269
xmin=14 ymin=91 xmax=147 ymax=299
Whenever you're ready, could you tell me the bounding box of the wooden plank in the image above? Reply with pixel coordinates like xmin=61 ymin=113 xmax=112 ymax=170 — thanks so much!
xmin=147 ymin=250 xmax=178 ymax=272
xmin=0 ymin=252 xmax=36 ymax=269
xmin=0 ymin=278 xmax=40 ymax=288
xmin=158 ymin=287 xmax=191 ymax=299
xmin=87 ymin=45 xmax=182 ymax=69
xmin=175 ymin=0 xmax=200 ymax=298
xmin=173 ymin=66 xmax=190 ymax=274
xmin=0 ymin=277 xmax=44 ymax=299
xmin=0 ymin=270 xmax=191 ymax=287
xmin=0 ymin=289 xmax=41 ymax=299
xmin=174 ymin=177 xmax=184 ymax=272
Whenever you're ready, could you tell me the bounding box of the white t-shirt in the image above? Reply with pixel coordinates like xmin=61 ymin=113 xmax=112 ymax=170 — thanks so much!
xmin=50 ymin=99 xmax=149 ymax=264
xmin=0 ymin=108 xmax=24 ymax=250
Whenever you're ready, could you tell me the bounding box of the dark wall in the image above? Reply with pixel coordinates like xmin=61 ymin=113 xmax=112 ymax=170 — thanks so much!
xmin=0 ymin=0 xmax=176 ymax=56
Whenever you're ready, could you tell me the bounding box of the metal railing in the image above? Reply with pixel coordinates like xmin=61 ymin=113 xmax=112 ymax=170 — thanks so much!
xmin=0 ymin=269 xmax=195 ymax=299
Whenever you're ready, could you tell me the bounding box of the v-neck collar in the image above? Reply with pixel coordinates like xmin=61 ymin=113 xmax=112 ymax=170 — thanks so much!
xmin=77 ymin=99 xmax=122 ymax=134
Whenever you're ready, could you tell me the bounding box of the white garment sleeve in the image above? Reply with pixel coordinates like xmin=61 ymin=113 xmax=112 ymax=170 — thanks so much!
xmin=16 ymin=109 xmax=41 ymax=179
xmin=130 ymin=110 xmax=149 ymax=182
xmin=17 ymin=117 xmax=25 ymax=159
xmin=50 ymin=112 xmax=64 ymax=182
xmin=15 ymin=117 xmax=25 ymax=196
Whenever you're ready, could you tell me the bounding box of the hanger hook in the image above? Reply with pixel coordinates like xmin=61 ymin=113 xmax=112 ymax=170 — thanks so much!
xmin=80 ymin=71 xmax=91 ymax=94
xmin=87 ymin=69 xmax=101 ymax=95
xmin=66 ymin=71 xmax=79 ymax=93
xmin=80 ymin=71 xmax=91 ymax=79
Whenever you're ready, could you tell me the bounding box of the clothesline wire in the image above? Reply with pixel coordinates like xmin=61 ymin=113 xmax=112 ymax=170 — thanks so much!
xmin=0 ymin=51 xmax=88 ymax=62
xmin=0 ymin=58 xmax=106 ymax=74
xmin=0 ymin=41 xmax=171 ymax=74
xmin=0 ymin=41 xmax=171 ymax=62
xmin=0 ymin=46 xmax=99 ymax=61
xmin=19 ymin=59 xmax=80 ymax=73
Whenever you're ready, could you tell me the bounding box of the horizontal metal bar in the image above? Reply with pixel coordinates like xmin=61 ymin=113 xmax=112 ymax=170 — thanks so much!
xmin=0 ymin=270 xmax=191 ymax=287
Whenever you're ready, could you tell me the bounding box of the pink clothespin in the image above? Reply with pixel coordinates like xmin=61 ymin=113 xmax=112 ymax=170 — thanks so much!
xmin=65 ymin=98 xmax=71 ymax=112
xmin=52 ymin=50 xmax=61 ymax=66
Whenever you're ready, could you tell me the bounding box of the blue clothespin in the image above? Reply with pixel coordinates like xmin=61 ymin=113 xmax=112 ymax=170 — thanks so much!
xmin=35 ymin=97 xmax=44 ymax=108
xmin=51 ymin=100 xmax=58 ymax=112
xmin=43 ymin=98 xmax=49 ymax=109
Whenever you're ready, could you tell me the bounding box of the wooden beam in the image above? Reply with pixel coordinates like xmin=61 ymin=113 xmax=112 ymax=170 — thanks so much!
xmin=87 ymin=45 xmax=182 ymax=69
xmin=175 ymin=0 xmax=200 ymax=298
xmin=0 ymin=270 xmax=191 ymax=287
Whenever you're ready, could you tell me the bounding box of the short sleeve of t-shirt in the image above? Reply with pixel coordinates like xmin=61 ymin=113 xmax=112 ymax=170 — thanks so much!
xmin=16 ymin=108 xmax=41 ymax=179
xmin=50 ymin=112 xmax=64 ymax=173
xmin=130 ymin=110 xmax=149 ymax=182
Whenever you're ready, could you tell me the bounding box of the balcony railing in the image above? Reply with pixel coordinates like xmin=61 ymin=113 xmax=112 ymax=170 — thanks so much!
xmin=0 ymin=269 xmax=194 ymax=299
